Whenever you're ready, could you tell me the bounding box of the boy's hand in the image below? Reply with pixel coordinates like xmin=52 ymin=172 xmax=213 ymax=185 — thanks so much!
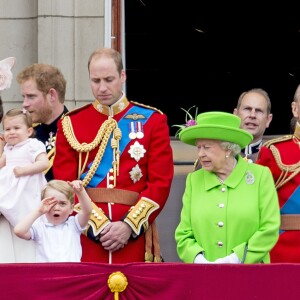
xmin=39 ymin=197 xmax=58 ymax=214
xmin=67 ymin=180 xmax=83 ymax=192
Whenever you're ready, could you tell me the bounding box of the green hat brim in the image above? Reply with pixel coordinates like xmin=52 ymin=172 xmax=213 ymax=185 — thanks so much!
xmin=179 ymin=124 xmax=253 ymax=148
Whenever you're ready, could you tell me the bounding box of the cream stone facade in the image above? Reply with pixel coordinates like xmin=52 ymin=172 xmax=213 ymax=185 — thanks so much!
xmin=0 ymin=0 xmax=109 ymax=113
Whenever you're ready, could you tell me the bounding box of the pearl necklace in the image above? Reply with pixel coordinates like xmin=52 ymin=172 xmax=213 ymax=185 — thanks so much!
xmin=217 ymin=177 xmax=225 ymax=184
xmin=216 ymin=158 xmax=237 ymax=184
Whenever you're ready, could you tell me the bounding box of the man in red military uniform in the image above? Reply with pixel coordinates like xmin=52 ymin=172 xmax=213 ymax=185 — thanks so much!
xmin=53 ymin=48 xmax=174 ymax=263
xmin=256 ymin=84 xmax=300 ymax=262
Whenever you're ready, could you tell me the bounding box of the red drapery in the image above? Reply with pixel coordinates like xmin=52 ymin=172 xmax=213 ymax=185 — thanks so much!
xmin=0 ymin=262 xmax=298 ymax=299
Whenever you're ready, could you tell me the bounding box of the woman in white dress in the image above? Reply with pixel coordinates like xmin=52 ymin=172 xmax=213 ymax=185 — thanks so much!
xmin=0 ymin=108 xmax=49 ymax=262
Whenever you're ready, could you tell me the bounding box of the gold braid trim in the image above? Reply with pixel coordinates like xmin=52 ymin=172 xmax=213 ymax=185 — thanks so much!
xmin=111 ymin=127 xmax=122 ymax=182
xmin=123 ymin=197 xmax=159 ymax=235
xmin=263 ymin=135 xmax=292 ymax=148
xmin=62 ymin=116 xmax=117 ymax=152
xmin=74 ymin=202 xmax=110 ymax=236
xmin=130 ymin=101 xmax=163 ymax=114
xmin=62 ymin=116 xmax=121 ymax=187
xmin=44 ymin=147 xmax=55 ymax=175
xmin=270 ymin=145 xmax=300 ymax=189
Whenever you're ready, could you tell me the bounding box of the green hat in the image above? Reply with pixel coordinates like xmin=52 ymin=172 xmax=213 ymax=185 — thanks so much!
xmin=179 ymin=111 xmax=253 ymax=148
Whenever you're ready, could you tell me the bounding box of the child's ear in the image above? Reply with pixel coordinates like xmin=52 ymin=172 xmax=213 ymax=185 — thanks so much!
xmin=28 ymin=127 xmax=34 ymax=137
xmin=69 ymin=204 xmax=75 ymax=215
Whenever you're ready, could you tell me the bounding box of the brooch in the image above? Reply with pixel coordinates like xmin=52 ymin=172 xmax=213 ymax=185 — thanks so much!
xmin=245 ymin=171 xmax=255 ymax=184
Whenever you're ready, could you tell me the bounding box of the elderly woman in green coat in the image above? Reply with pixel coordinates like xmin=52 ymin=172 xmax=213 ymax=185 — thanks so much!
xmin=175 ymin=111 xmax=280 ymax=264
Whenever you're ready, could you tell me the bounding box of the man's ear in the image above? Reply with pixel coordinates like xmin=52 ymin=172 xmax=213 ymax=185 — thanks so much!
xmin=291 ymin=101 xmax=300 ymax=118
xmin=48 ymin=88 xmax=59 ymax=102
xmin=121 ymin=69 xmax=126 ymax=83
xmin=266 ymin=113 xmax=273 ymax=128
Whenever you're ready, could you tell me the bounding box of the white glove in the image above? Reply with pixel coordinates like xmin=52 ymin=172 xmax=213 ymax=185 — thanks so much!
xmin=214 ymin=253 xmax=241 ymax=264
xmin=194 ymin=253 xmax=212 ymax=264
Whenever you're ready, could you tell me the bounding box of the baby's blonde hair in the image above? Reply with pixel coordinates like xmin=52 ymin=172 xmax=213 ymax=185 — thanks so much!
xmin=3 ymin=108 xmax=35 ymax=137
xmin=42 ymin=179 xmax=75 ymax=204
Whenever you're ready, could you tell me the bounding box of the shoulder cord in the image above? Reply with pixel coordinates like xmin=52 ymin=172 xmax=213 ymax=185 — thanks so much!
xmin=44 ymin=146 xmax=55 ymax=175
xmin=270 ymin=145 xmax=300 ymax=189
xmin=62 ymin=116 xmax=121 ymax=187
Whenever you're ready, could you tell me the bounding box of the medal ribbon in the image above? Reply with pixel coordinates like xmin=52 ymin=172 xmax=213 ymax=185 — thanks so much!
xmin=81 ymin=106 xmax=154 ymax=187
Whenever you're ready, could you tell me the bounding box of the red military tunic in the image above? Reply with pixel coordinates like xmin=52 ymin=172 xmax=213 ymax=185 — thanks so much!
xmin=256 ymin=131 xmax=300 ymax=262
xmin=53 ymin=97 xmax=174 ymax=263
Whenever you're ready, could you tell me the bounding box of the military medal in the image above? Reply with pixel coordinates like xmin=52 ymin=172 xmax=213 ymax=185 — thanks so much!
xmin=129 ymin=122 xmax=137 ymax=139
xmin=136 ymin=122 xmax=144 ymax=139
xmin=129 ymin=131 xmax=136 ymax=139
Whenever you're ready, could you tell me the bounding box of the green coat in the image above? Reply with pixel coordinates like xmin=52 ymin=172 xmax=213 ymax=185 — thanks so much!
xmin=175 ymin=155 xmax=280 ymax=263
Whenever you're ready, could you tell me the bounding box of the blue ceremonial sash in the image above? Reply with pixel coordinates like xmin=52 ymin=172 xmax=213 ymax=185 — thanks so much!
xmin=81 ymin=106 xmax=154 ymax=187
xmin=280 ymin=186 xmax=300 ymax=214
xmin=279 ymin=186 xmax=300 ymax=233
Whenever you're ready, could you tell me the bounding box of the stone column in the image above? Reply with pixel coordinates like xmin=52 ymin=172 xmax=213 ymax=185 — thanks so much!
xmin=0 ymin=0 xmax=106 ymax=113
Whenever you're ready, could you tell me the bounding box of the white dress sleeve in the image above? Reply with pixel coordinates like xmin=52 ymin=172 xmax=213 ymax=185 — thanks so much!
xmin=28 ymin=138 xmax=47 ymax=162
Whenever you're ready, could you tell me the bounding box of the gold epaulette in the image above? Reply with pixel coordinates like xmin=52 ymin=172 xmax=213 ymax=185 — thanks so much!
xmin=262 ymin=135 xmax=293 ymax=148
xmin=61 ymin=103 xmax=92 ymax=119
xmin=130 ymin=101 xmax=163 ymax=114
xmin=44 ymin=147 xmax=55 ymax=175
xmin=264 ymin=134 xmax=300 ymax=189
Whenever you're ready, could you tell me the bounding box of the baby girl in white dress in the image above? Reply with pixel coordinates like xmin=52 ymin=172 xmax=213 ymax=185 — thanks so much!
xmin=0 ymin=108 xmax=49 ymax=262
